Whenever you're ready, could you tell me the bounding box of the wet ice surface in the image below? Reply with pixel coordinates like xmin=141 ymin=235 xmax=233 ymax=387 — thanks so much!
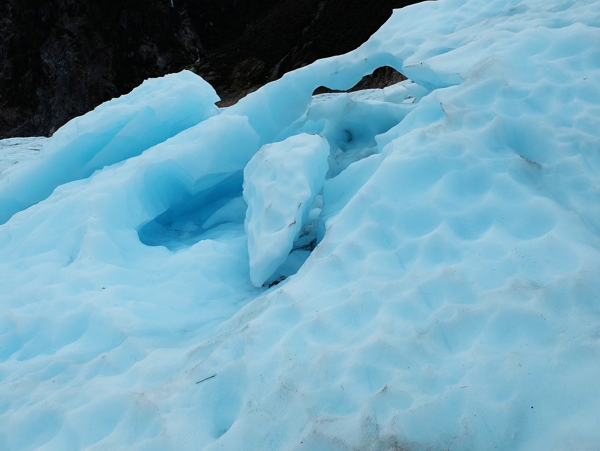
xmin=1 ymin=0 xmax=600 ymax=449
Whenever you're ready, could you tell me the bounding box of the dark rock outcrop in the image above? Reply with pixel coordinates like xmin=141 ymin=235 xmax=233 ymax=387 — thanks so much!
xmin=313 ymin=66 xmax=408 ymax=96
xmin=0 ymin=0 xmax=423 ymax=138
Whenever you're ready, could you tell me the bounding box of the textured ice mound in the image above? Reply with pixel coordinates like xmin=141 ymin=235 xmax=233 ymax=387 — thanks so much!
xmin=244 ymin=133 xmax=329 ymax=286
xmin=1 ymin=0 xmax=600 ymax=449
xmin=277 ymin=85 xmax=427 ymax=178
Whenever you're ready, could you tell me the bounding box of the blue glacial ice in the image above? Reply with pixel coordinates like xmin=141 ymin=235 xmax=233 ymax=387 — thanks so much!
xmin=244 ymin=133 xmax=329 ymax=287
xmin=0 ymin=71 xmax=219 ymax=225
xmin=1 ymin=0 xmax=600 ymax=449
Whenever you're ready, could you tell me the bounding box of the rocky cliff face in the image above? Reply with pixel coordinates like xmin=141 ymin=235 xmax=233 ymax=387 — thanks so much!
xmin=0 ymin=0 xmax=422 ymax=138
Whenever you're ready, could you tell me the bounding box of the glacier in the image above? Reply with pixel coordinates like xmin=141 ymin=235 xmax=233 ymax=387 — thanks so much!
xmin=1 ymin=0 xmax=600 ymax=449
xmin=244 ymin=133 xmax=330 ymax=287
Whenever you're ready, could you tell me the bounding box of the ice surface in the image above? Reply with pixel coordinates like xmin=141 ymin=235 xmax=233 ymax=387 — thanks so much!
xmin=244 ymin=134 xmax=329 ymax=287
xmin=0 ymin=71 xmax=219 ymax=225
xmin=277 ymin=86 xmax=425 ymax=179
xmin=1 ymin=0 xmax=600 ymax=449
